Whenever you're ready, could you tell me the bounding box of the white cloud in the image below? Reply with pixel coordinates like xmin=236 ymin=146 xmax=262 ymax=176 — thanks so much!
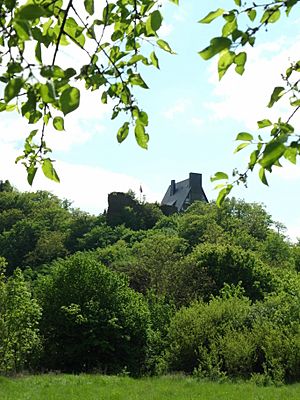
xmin=0 ymin=142 xmax=161 ymax=215
xmin=190 ymin=117 xmax=203 ymax=128
xmin=205 ymin=36 xmax=300 ymax=130
xmin=163 ymin=98 xmax=191 ymax=120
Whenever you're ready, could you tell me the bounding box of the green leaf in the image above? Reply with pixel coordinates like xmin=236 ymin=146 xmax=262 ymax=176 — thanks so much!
xmin=234 ymin=0 xmax=241 ymax=6
xmin=129 ymin=74 xmax=149 ymax=89
xmin=260 ymin=142 xmax=286 ymax=169
xmin=40 ymin=82 xmax=56 ymax=103
xmin=150 ymin=51 xmax=160 ymax=69
xmin=268 ymin=86 xmax=285 ymax=108
xmin=101 ymin=91 xmax=107 ymax=104
xmin=146 ymin=10 xmax=163 ymax=35
xmin=216 ymin=185 xmax=232 ymax=207
xmin=157 ymin=39 xmax=175 ymax=54
xmin=53 ymin=116 xmax=65 ymax=131
xmin=135 ymin=123 xmax=149 ymax=149
xmin=4 ymin=78 xmax=23 ymax=103
xmin=234 ymin=142 xmax=250 ymax=153
xmin=222 ymin=19 xmax=237 ymax=37
xmin=117 ymin=122 xmax=129 ymax=143
xmin=42 ymin=159 xmax=60 ymax=183
xmin=138 ymin=111 xmax=149 ymax=126
xmin=248 ymin=150 xmax=259 ymax=170
xmin=218 ymin=50 xmax=235 ymax=80
xmin=60 ymin=87 xmax=80 ymax=115
xmin=169 ymin=0 xmax=179 ymax=4
xmin=211 ymin=171 xmax=228 ymax=182
xmin=127 ymin=55 xmax=146 ymax=66
xmin=234 ymin=52 xmax=247 ymax=75
xmin=261 ymin=8 xmax=281 ymax=24
xmin=284 ymin=147 xmax=297 ymax=164
xmin=257 ymin=119 xmax=272 ymax=128
xmin=236 ymin=132 xmax=253 ymax=141
xmin=18 ymin=4 xmax=47 ymax=20
xmin=290 ymin=98 xmax=300 ymax=107
xmin=27 ymin=166 xmax=37 ymax=186
xmin=247 ymin=9 xmax=257 ymax=22
xmin=84 ymin=0 xmax=94 ymax=15
xmin=35 ymin=42 xmax=42 ymax=64
xmin=199 ymin=8 xmax=224 ymax=24
xmin=199 ymin=37 xmax=231 ymax=60
xmin=259 ymin=167 xmax=268 ymax=186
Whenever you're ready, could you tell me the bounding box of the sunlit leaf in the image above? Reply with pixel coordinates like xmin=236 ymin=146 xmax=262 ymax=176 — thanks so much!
xmin=268 ymin=86 xmax=285 ymax=108
xmin=117 ymin=122 xmax=129 ymax=143
xmin=199 ymin=8 xmax=224 ymax=24
xmin=84 ymin=0 xmax=94 ymax=16
xmin=234 ymin=142 xmax=250 ymax=153
xmin=150 ymin=51 xmax=159 ymax=69
xmin=211 ymin=171 xmax=228 ymax=182
xmin=4 ymin=78 xmax=23 ymax=103
xmin=135 ymin=123 xmax=149 ymax=149
xmin=257 ymin=119 xmax=272 ymax=128
xmin=260 ymin=142 xmax=286 ymax=168
xmin=259 ymin=167 xmax=268 ymax=186
xmin=42 ymin=159 xmax=60 ymax=182
xmin=236 ymin=132 xmax=253 ymax=141
xmin=216 ymin=185 xmax=232 ymax=207
xmin=157 ymin=39 xmax=176 ymax=54
xmin=199 ymin=37 xmax=231 ymax=60
xmin=60 ymin=87 xmax=80 ymax=115
xmin=284 ymin=147 xmax=297 ymax=164
xmin=146 ymin=10 xmax=163 ymax=35
xmin=53 ymin=116 xmax=65 ymax=131
xmin=218 ymin=50 xmax=235 ymax=80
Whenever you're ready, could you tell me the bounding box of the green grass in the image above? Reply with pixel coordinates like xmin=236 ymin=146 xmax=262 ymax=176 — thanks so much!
xmin=1 ymin=374 xmax=300 ymax=400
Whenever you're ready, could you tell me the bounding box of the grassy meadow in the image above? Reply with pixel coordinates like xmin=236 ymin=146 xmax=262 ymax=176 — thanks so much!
xmin=1 ymin=375 xmax=300 ymax=400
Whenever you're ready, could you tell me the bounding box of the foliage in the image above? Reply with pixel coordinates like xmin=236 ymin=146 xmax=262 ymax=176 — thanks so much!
xmin=126 ymin=232 xmax=188 ymax=295
xmin=199 ymin=0 xmax=300 ymax=203
xmin=1 ymin=0 xmax=300 ymax=197
xmin=35 ymin=252 xmax=150 ymax=375
xmin=166 ymin=279 xmax=300 ymax=383
xmin=0 ymin=262 xmax=41 ymax=374
xmin=166 ymin=287 xmax=252 ymax=376
xmin=174 ymin=243 xmax=275 ymax=305
xmin=0 ymin=0 xmax=177 ymax=183
xmin=0 ymin=183 xmax=299 ymax=380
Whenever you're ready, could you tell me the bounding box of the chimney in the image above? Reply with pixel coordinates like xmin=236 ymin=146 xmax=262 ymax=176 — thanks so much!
xmin=189 ymin=173 xmax=202 ymax=190
xmin=170 ymin=179 xmax=176 ymax=196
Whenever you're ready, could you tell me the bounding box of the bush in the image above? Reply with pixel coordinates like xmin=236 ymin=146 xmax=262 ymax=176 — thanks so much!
xmin=0 ymin=261 xmax=41 ymax=374
xmin=35 ymin=252 xmax=150 ymax=375
xmin=175 ymin=243 xmax=275 ymax=305
xmin=166 ymin=288 xmax=252 ymax=377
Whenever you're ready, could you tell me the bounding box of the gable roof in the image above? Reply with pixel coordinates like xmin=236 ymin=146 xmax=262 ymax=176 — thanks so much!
xmin=161 ymin=173 xmax=208 ymax=211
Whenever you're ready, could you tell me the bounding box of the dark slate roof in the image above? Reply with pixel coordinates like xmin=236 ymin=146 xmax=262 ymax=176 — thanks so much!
xmin=161 ymin=173 xmax=208 ymax=211
xmin=161 ymin=178 xmax=191 ymax=211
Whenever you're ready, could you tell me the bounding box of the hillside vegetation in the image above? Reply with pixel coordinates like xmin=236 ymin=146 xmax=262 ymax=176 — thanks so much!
xmin=0 ymin=180 xmax=300 ymax=384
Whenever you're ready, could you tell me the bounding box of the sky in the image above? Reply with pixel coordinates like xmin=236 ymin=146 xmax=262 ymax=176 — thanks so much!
xmin=1 ymin=0 xmax=300 ymax=240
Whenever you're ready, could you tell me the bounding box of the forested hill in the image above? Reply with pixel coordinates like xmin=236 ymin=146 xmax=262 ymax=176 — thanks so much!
xmin=1 ymin=180 xmax=300 ymax=383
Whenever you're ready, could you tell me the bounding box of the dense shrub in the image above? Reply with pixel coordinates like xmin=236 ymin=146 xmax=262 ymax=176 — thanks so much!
xmin=175 ymin=243 xmax=275 ymax=305
xmin=166 ymin=284 xmax=300 ymax=383
xmin=0 ymin=261 xmax=41 ymax=374
xmin=35 ymin=253 xmax=150 ymax=375
xmin=166 ymin=287 xmax=251 ymax=376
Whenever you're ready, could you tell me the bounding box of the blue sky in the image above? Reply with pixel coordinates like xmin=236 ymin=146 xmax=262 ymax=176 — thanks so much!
xmin=1 ymin=0 xmax=300 ymax=240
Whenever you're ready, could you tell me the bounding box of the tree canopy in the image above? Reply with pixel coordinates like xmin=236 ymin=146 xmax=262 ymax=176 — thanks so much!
xmin=1 ymin=0 xmax=300 ymax=202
